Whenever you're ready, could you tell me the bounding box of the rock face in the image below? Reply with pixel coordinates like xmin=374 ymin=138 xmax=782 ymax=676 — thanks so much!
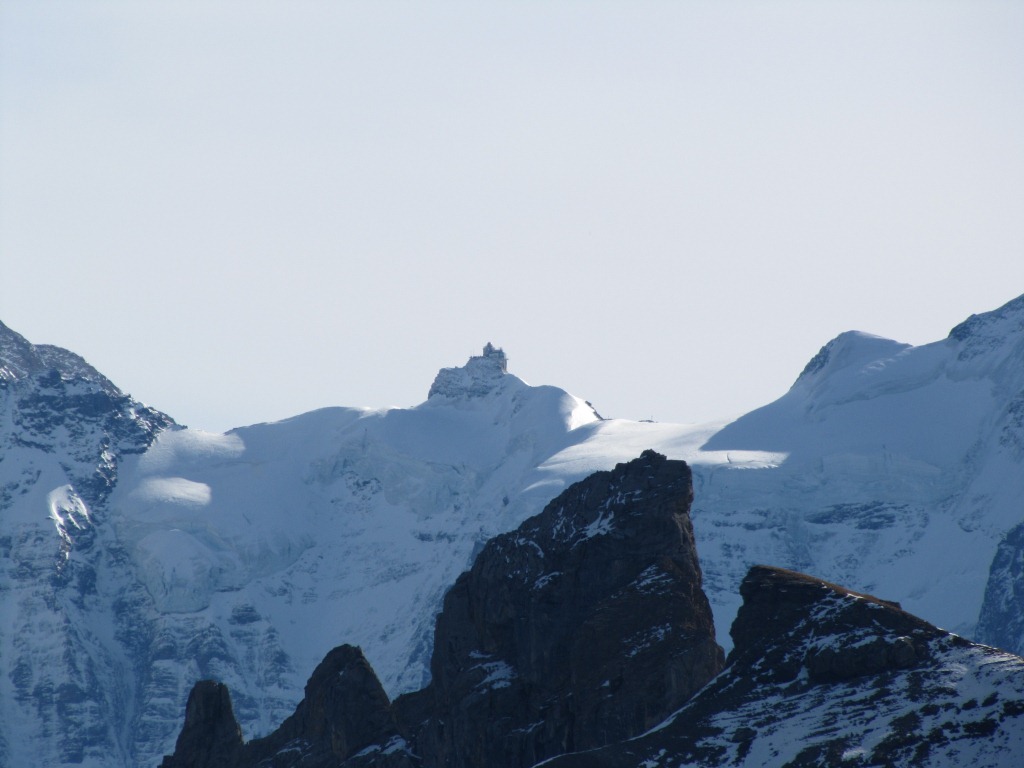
xmin=160 ymin=646 xmax=410 ymax=768
xmin=243 ymin=645 xmax=402 ymax=768
xmin=159 ymin=681 xmax=243 ymax=768
xmin=160 ymin=459 xmax=1024 ymax=768
xmin=163 ymin=525 xmax=1024 ymax=768
xmin=0 ymin=321 xmax=176 ymax=767
xmin=402 ymin=449 xmax=723 ymax=768
xmin=728 ymin=566 xmax=936 ymax=684
xmin=543 ymin=565 xmax=1024 ymax=768
xmin=977 ymin=521 xmax=1024 ymax=654
xmin=160 ymin=451 xmax=724 ymax=768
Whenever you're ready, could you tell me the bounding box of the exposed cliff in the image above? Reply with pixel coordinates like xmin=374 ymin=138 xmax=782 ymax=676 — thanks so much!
xmin=0 ymin=321 xmax=176 ymax=766
xmin=400 ymin=449 xmax=722 ymax=767
xmin=544 ymin=566 xmax=1024 ymax=767
xmin=163 ymin=557 xmax=1024 ymax=768
xmin=160 ymin=451 xmax=724 ymax=768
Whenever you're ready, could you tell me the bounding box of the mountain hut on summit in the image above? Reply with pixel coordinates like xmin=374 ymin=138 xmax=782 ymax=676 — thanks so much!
xmin=481 ymin=342 xmax=508 ymax=372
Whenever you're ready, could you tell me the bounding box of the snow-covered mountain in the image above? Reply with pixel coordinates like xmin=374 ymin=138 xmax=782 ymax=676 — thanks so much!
xmin=693 ymin=294 xmax=1024 ymax=652
xmin=0 ymin=321 xmax=175 ymax=765
xmin=1 ymin=294 xmax=1023 ymax=767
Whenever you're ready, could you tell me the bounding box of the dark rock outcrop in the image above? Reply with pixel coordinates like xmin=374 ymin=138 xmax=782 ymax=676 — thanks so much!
xmin=159 ymin=681 xmax=243 ymax=768
xmin=161 ymin=460 xmax=1024 ymax=768
xmin=401 ymin=449 xmax=722 ymax=767
xmin=160 ymin=646 xmax=411 ymax=768
xmin=542 ymin=565 xmax=1024 ymax=768
xmin=728 ymin=566 xmax=937 ymax=684
xmin=160 ymin=451 xmax=723 ymax=768
xmin=244 ymin=644 xmax=403 ymax=767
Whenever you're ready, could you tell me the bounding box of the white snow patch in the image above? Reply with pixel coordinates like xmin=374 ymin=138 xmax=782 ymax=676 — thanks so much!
xmin=47 ymin=484 xmax=90 ymax=530
xmin=533 ymin=571 xmax=561 ymax=590
xmin=473 ymin=660 xmax=517 ymax=692
xmin=130 ymin=477 xmax=213 ymax=510
xmin=584 ymin=507 xmax=615 ymax=539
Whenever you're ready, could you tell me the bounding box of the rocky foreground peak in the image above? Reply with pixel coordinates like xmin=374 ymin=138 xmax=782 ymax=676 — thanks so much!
xmin=400 ymin=449 xmax=722 ymax=767
xmin=161 ymin=645 xmax=401 ymax=768
xmin=727 ymin=565 xmax=941 ymax=686
xmin=161 ymin=450 xmax=1024 ymax=768
xmin=159 ymin=681 xmax=242 ymax=768
xmin=159 ymin=451 xmax=725 ymax=768
xmin=545 ymin=565 xmax=1024 ymax=768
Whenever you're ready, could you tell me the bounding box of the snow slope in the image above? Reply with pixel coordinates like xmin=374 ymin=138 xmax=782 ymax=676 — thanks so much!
xmin=2 ymin=295 xmax=1024 ymax=767
xmin=691 ymin=295 xmax=1024 ymax=648
xmin=105 ymin=345 xmax=616 ymax=765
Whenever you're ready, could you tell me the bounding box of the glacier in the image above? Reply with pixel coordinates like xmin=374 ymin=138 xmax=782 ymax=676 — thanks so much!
xmin=1 ymin=295 xmax=1024 ymax=767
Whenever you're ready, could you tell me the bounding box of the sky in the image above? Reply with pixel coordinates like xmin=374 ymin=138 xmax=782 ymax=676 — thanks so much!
xmin=2 ymin=1 xmax=1023 ymax=433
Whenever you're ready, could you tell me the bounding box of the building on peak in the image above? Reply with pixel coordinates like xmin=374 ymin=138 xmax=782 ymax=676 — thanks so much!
xmin=481 ymin=342 xmax=508 ymax=372
xmin=427 ymin=343 xmax=511 ymax=400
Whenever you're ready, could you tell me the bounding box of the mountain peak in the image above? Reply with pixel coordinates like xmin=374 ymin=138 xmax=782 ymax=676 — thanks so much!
xmin=947 ymin=293 xmax=1024 ymax=367
xmin=794 ymin=330 xmax=910 ymax=385
xmin=0 ymin=320 xmax=115 ymax=391
xmin=427 ymin=343 xmax=514 ymax=400
xmin=948 ymin=293 xmax=1024 ymax=343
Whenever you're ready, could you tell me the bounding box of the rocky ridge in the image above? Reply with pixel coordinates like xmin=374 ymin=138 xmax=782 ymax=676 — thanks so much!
xmin=399 ymin=449 xmax=723 ymax=767
xmin=544 ymin=566 xmax=1024 ymax=767
xmin=0 ymin=321 xmax=176 ymax=766
xmin=159 ymin=451 xmax=726 ymax=767
xmin=160 ymin=480 xmax=1024 ymax=768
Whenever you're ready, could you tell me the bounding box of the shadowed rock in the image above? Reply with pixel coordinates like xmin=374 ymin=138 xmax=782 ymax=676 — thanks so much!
xmin=729 ymin=566 xmax=936 ymax=683
xmin=160 ymin=487 xmax=1024 ymax=768
xmin=160 ymin=451 xmax=723 ymax=768
xmin=158 ymin=681 xmax=243 ymax=768
xmin=397 ymin=449 xmax=723 ymax=768
xmin=541 ymin=566 xmax=1024 ymax=768
xmin=160 ymin=646 xmax=407 ymax=768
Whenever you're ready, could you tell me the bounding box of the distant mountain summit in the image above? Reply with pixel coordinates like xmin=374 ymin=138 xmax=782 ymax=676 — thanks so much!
xmin=949 ymin=291 xmax=1024 ymax=349
xmin=2 ymin=319 xmax=102 ymax=382
xmin=0 ymin=318 xmax=176 ymax=534
xmin=2 ymin=293 xmax=1024 ymax=766
xmin=427 ymin=342 xmax=510 ymax=400
xmin=694 ymin=293 xmax=1024 ymax=650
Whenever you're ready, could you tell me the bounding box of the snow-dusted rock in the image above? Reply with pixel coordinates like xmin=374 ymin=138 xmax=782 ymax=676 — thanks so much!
xmin=401 ymin=450 xmax=722 ymax=768
xmin=544 ymin=565 xmax=1024 ymax=768
xmin=160 ymin=450 xmax=722 ymax=768
xmin=0 ymin=321 xmax=176 ymax=767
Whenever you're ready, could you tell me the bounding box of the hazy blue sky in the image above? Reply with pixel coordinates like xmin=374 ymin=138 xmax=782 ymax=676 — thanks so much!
xmin=2 ymin=1 xmax=1022 ymax=432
